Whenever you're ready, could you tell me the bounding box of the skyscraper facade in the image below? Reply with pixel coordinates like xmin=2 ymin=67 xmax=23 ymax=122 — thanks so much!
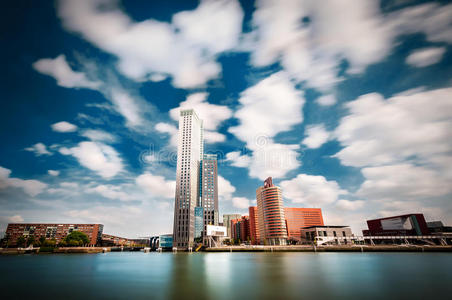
xmin=200 ymin=154 xmax=219 ymax=239
xmin=256 ymin=177 xmax=288 ymax=245
xmin=173 ymin=109 xmax=204 ymax=249
xmin=249 ymin=206 xmax=260 ymax=245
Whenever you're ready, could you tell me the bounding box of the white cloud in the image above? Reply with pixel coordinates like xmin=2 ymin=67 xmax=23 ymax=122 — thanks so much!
xmin=225 ymin=151 xmax=251 ymax=168
xmin=25 ymin=143 xmax=52 ymax=156
xmin=316 ymin=94 xmax=337 ymax=106
xmin=406 ymin=47 xmax=447 ymax=67
xmin=169 ymin=93 xmax=231 ymax=144
xmin=80 ymin=129 xmax=116 ymax=143
xmin=48 ymin=170 xmax=60 ymax=176
xmin=109 ymin=89 xmax=144 ymax=128
xmin=136 ymin=173 xmax=175 ymax=199
xmin=248 ymin=1 xmax=452 ymax=91
xmin=280 ymin=174 xmax=347 ymax=206
xmin=8 ymin=215 xmax=24 ymax=223
xmin=232 ymin=197 xmax=250 ymax=209
xmin=51 ymin=121 xmax=78 ymax=132
xmin=57 ymin=0 xmax=244 ymax=88
xmin=218 ymin=175 xmax=236 ymax=201
xmin=357 ymin=164 xmax=451 ymax=201
xmin=228 ymin=72 xmax=304 ymax=179
xmin=155 ymin=122 xmax=178 ymax=148
xmin=60 ymin=182 xmax=78 ymax=189
xmin=148 ymin=73 xmax=167 ymax=82
xmin=60 ymin=142 xmax=124 ymax=178
xmin=33 ymin=54 xmax=100 ymax=89
xmin=336 ymin=199 xmax=365 ymax=211
xmin=334 ymin=88 xmax=452 ymax=168
xmin=0 ymin=166 xmax=47 ymax=197
xmin=86 ymin=184 xmax=131 ymax=201
xmin=302 ymin=124 xmax=331 ymax=149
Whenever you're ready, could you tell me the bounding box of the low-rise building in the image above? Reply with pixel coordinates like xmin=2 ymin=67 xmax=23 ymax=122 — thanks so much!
xmin=363 ymin=214 xmax=430 ymax=236
xmin=223 ymin=214 xmax=242 ymax=238
xmin=302 ymin=225 xmax=353 ymax=245
xmin=5 ymin=223 xmax=104 ymax=246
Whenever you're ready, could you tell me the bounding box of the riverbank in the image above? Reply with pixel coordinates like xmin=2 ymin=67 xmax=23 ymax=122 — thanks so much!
xmin=205 ymin=245 xmax=452 ymax=252
xmin=0 ymin=247 xmax=111 ymax=255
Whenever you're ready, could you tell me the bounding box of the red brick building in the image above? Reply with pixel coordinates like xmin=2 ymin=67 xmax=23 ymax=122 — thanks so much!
xmin=249 ymin=206 xmax=260 ymax=245
xmin=231 ymin=216 xmax=250 ymax=243
xmin=285 ymin=208 xmax=324 ymax=242
xmin=5 ymin=223 xmax=104 ymax=246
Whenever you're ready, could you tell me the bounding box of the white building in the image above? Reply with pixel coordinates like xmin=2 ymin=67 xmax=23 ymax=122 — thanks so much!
xmin=173 ymin=109 xmax=204 ymax=249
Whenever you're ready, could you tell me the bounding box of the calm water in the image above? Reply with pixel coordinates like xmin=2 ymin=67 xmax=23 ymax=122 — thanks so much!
xmin=1 ymin=252 xmax=452 ymax=299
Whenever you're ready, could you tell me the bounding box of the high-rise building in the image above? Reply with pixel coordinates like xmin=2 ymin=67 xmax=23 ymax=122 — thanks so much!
xmin=284 ymin=208 xmax=324 ymax=241
xmin=230 ymin=216 xmax=250 ymax=243
xmin=173 ymin=109 xmax=204 ymax=249
xmin=200 ymin=154 xmax=219 ymax=240
xmin=249 ymin=207 xmax=260 ymax=245
xmin=256 ymin=177 xmax=288 ymax=245
xmin=223 ymin=214 xmax=242 ymax=238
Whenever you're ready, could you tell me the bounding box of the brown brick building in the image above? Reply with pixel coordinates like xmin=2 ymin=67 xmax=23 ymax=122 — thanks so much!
xmin=5 ymin=223 xmax=104 ymax=246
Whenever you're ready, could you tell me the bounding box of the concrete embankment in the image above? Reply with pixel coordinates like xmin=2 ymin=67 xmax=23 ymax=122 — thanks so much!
xmin=205 ymin=245 xmax=452 ymax=252
xmin=0 ymin=247 xmax=111 ymax=255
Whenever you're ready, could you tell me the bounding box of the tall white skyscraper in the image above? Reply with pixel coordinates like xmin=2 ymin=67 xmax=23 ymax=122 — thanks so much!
xmin=173 ymin=109 xmax=204 ymax=248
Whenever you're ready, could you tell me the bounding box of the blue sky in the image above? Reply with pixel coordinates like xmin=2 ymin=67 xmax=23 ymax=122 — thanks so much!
xmin=1 ymin=0 xmax=452 ymax=237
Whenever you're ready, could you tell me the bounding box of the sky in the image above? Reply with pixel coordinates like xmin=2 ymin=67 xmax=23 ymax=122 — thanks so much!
xmin=1 ymin=0 xmax=452 ymax=238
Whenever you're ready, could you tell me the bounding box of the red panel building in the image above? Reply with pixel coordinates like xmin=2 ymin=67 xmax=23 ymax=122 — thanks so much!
xmin=5 ymin=223 xmax=104 ymax=246
xmin=230 ymin=216 xmax=250 ymax=243
xmin=363 ymin=214 xmax=430 ymax=236
xmin=249 ymin=206 xmax=260 ymax=245
xmin=285 ymin=208 xmax=324 ymax=241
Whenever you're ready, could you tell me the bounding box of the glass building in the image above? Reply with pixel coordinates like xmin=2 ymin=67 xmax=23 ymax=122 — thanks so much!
xmin=194 ymin=206 xmax=203 ymax=239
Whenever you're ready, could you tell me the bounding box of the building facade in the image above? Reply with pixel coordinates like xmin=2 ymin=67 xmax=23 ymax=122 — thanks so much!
xmin=223 ymin=214 xmax=242 ymax=238
xmin=363 ymin=214 xmax=430 ymax=236
xmin=200 ymin=154 xmax=219 ymax=239
xmin=302 ymin=225 xmax=353 ymax=245
xmin=194 ymin=206 xmax=204 ymax=239
xmin=230 ymin=216 xmax=250 ymax=243
xmin=249 ymin=207 xmax=260 ymax=245
xmin=5 ymin=223 xmax=103 ymax=246
xmin=256 ymin=177 xmax=288 ymax=245
xmin=173 ymin=109 xmax=204 ymax=249
xmin=285 ymin=208 xmax=324 ymax=242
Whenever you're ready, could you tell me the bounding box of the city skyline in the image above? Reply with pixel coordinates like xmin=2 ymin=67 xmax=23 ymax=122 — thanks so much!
xmin=1 ymin=0 xmax=452 ymax=238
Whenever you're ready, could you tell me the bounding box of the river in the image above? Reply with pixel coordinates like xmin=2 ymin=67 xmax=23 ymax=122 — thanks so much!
xmin=1 ymin=252 xmax=451 ymax=299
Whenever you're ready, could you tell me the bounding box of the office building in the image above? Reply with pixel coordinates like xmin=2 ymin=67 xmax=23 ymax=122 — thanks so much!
xmin=173 ymin=109 xmax=204 ymax=249
xmin=200 ymin=154 xmax=219 ymax=239
xmin=363 ymin=214 xmax=430 ymax=236
xmin=231 ymin=216 xmax=250 ymax=243
xmin=223 ymin=214 xmax=242 ymax=238
xmin=5 ymin=223 xmax=103 ymax=246
xmin=285 ymin=208 xmax=324 ymax=242
xmin=249 ymin=207 xmax=260 ymax=245
xmin=302 ymin=225 xmax=352 ymax=245
xmin=256 ymin=177 xmax=288 ymax=245
xmin=427 ymin=221 xmax=452 ymax=235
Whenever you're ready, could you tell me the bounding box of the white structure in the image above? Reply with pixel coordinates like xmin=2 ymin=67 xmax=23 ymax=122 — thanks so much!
xmin=206 ymin=225 xmax=227 ymax=248
xmin=173 ymin=109 xmax=204 ymax=249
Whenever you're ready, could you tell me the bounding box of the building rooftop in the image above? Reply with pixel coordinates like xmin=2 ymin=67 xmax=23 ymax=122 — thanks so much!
xmin=303 ymin=225 xmax=350 ymax=229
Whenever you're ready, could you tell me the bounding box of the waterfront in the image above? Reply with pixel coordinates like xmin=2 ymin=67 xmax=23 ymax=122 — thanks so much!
xmin=1 ymin=252 xmax=452 ymax=299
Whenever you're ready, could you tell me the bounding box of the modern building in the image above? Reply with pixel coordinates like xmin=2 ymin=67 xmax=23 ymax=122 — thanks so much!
xmin=249 ymin=207 xmax=260 ymax=245
xmin=173 ymin=109 xmax=204 ymax=249
xmin=285 ymin=208 xmax=324 ymax=242
xmin=302 ymin=225 xmax=353 ymax=245
xmin=5 ymin=223 xmax=103 ymax=246
xmin=363 ymin=214 xmax=430 ymax=236
xmin=200 ymin=154 xmax=219 ymax=240
xmin=231 ymin=216 xmax=250 ymax=243
xmin=427 ymin=221 xmax=452 ymax=235
xmin=256 ymin=177 xmax=288 ymax=245
xmin=159 ymin=234 xmax=174 ymax=249
xmin=223 ymin=214 xmax=242 ymax=238
xmin=194 ymin=206 xmax=203 ymax=239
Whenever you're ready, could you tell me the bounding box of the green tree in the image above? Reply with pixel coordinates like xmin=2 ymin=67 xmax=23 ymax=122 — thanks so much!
xmin=16 ymin=236 xmax=26 ymax=247
xmin=39 ymin=236 xmax=46 ymax=245
xmin=27 ymin=236 xmax=36 ymax=247
xmin=63 ymin=231 xmax=90 ymax=247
